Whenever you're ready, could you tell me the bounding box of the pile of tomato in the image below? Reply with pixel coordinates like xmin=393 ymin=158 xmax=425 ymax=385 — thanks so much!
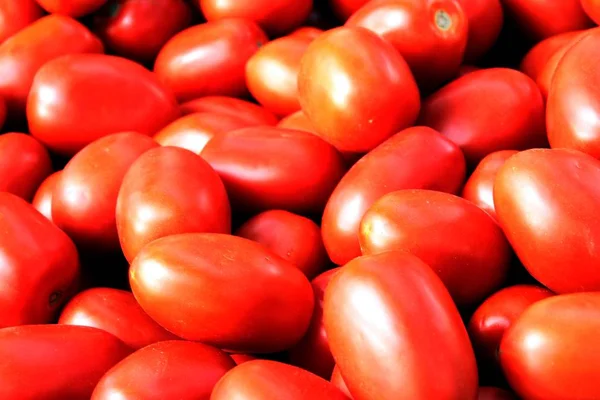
xmin=2 ymin=0 xmax=600 ymax=398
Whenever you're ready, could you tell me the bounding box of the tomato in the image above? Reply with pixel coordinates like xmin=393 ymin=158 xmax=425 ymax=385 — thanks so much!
xmin=32 ymin=171 xmax=61 ymax=222
xmin=0 ymin=15 xmax=103 ymax=118
xmin=322 ymin=126 xmax=465 ymax=266
xmin=0 ymin=133 xmax=52 ymax=201
xmin=461 ymin=150 xmax=518 ymax=220
xmin=154 ymin=19 xmax=267 ymax=102
xmin=230 ymin=354 xmax=257 ymax=365
xmin=0 ymin=193 xmax=80 ymax=327
xmin=478 ymin=387 xmax=517 ymax=400
xmin=201 ymin=126 xmax=346 ymax=214
xmin=330 ymin=0 xmax=370 ymax=21
xmin=277 ymin=110 xmax=315 ymax=132
xmin=324 ymin=251 xmax=478 ymax=399
xmin=331 ymin=365 xmax=352 ymax=398
xmin=58 ymin=287 xmax=178 ymax=350
xmin=246 ymin=35 xmax=312 ymax=117
xmin=298 ymin=26 xmax=420 ymax=153
xmin=0 ymin=325 xmax=131 ymax=399
xmin=501 ymin=0 xmax=592 ymax=40
xmin=494 ymin=149 xmax=600 ymax=293
xmin=180 ymin=96 xmax=278 ymax=126
xmin=419 ymin=68 xmax=546 ymax=166
xmin=346 ymin=0 xmax=468 ymax=88
xmin=582 ymin=0 xmax=600 ymax=24
xmin=211 ymin=360 xmax=349 ymax=400
xmin=0 ymin=0 xmax=43 ymax=43
xmin=199 ymin=0 xmax=313 ymax=36
xmin=35 ymin=0 xmax=107 ymax=17
xmin=129 ymin=233 xmax=314 ymax=352
xmin=457 ymin=0 xmax=503 ymax=62
xmin=290 ymin=26 xmax=323 ymax=40
xmin=288 ymin=268 xmax=339 ymax=378
xmin=116 ymin=146 xmax=230 ymax=262
xmin=236 ymin=210 xmax=329 ymax=279
xmin=500 ymin=293 xmax=600 ymax=399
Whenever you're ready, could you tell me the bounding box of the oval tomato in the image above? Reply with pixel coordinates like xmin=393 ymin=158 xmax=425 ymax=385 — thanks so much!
xmin=277 ymin=110 xmax=314 ymax=132
xmin=35 ymin=0 xmax=107 ymax=17
xmin=298 ymin=26 xmax=420 ymax=153
xmin=322 ymin=126 xmax=465 ymax=266
xmin=129 ymin=233 xmax=314 ymax=352
xmin=331 ymin=365 xmax=352 ymax=398
xmin=116 ymin=146 xmax=230 ymax=262
xmin=330 ymin=0 xmax=370 ymax=21
xmin=0 ymin=0 xmax=43 ymax=43
xmin=582 ymin=0 xmax=600 ymax=24
xmin=457 ymin=0 xmax=503 ymax=62
xmin=154 ymin=19 xmax=267 ymax=102
xmin=0 ymin=325 xmax=131 ymax=399
xmin=180 ymin=96 xmax=278 ymax=125
xmin=32 ymin=171 xmax=61 ymax=222
xmin=324 ymin=251 xmax=478 ymax=399
xmin=478 ymin=387 xmax=517 ymax=400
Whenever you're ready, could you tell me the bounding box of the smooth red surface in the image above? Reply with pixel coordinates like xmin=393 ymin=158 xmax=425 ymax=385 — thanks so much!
xmin=277 ymin=110 xmax=314 ymax=132
xmin=180 ymin=96 xmax=278 ymax=125
xmin=0 ymin=0 xmax=43 ymax=43
xmin=35 ymin=0 xmax=107 ymax=17
xmin=582 ymin=0 xmax=600 ymax=24
xmin=331 ymin=365 xmax=352 ymax=398
xmin=290 ymin=26 xmax=323 ymax=40
xmin=32 ymin=171 xmax=61 ymax=222
xmin=457 ymin=0 xmax=503 ymax=61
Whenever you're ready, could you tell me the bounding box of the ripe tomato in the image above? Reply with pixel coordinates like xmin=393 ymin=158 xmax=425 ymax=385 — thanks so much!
xmin=331 ymin=365 xmax=352 ymax=398
xmin=116 ymin=146 xmax=231 ymax=262
xmin=500 ymin=293 xmax=600 ymax=399
xmin=0 ymin=193 xmax=80 ymax=327
xmin=478 ymin=387 xmax=517 ymax=400
xmin=419 ymin=68 xmax=546 ymax=166
xmin=180 ymin=96 xmax=278 ymax=126
xmin=211 ymin=360 xmax=349 ymax=400
xmin=154 ymin=19 xmax=268 ymax=102
xmin=277 ymin=110 xmax=314 ymax=132
xmin=582 ymin=0 xmax=600 ymax=24
xmin=494 ymin=149 xmax=600 ymax=293
xmin=201 ymin=127 xmax=346 ymax=214
xmin=0 ymin=15 xmax=103 ymax=117
xmin=330 ymin=0 xmax=370 ymax=21
xmin=457 ymin=0 xmax=503 ymax=62
xmin=0 ymin=325 xmax=131 ymax=399
xmin=461 ymin=150 xmax=518 ymax=220
xmin=290 ymin=26 xmax=323 ymax=40
xmin=322 ymin=126 xmax=465 ymax=266
xmin=92 ymin=340 xmax=234 ymax=399
xmin=0 ymin=133 xmax=52 ymax=201
xmin=298 ymin=26 xmax=420 ymax=153
xmin=236 ymin=210 xmax=329 ymax=279
xmin=324 ymin=251 xmax=478 ymax=399
xmin=0 ymin=0 xmax=43 ymax=43
xmin=246 ymin=35 xmax=312 ymax=117
xmin=32 ymin=171 xmax=61 ymax=221
xmin=58 ymin=287 xmax=179 ymax=350
xmin=94 ymin=0 xmax=192 ymax=63
xmin=199 ymin=0 xmax=313 ymax=36
xmin=346 ymin=0 xmax=468 ymax=88
xmin=35 ymin=0 xmax=107 ymax=17
xmin=129 ymin=233 xmax=314 ymax=352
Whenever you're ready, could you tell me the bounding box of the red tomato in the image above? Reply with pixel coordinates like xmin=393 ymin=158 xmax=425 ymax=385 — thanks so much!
xmin=331 ymin=365 xmax=353 ymax=398
xmin=180 ymin=96 xmax=278 ymax=126
xmin=116 ymin=146 xmax=231 ymax=262
xmin=0 ymin=15 xmax=103 ymax=117
xmin=201 ymin=127 xmax=346 ymax=214
xmin=322 ymin=126 xmax=466 ymax=266
xmin=500 ymin=293 xmax=600 ymax=399
xmin=478 ymin=387 xmax=517 ymax=400
xmin=129 ymin=233 xmax=314 ymax=352
xmin=290 ymin=26 xmax=323 ymax=40
xmin=94 ymin=0 xmax=192 ymax=62
xmin=298 ymin=26 xmax=420 ymax=153
xmin=230 ymin=354 xmax=257 ymax=365
xmin=494 ymin=149 xmax=600 ymax=293
xmin=277 ymin=110 xmax=314 ymax=132
xmin=582 ymin=0 xmax=600 ymax=24
xmin=346 ymin=0 xmax=468 ymax=88
xmin=92 ymin=340 xmax=234 ymax=399
xmin=0 ymin=133 xmax=52 ymax=201
xmin=330 ymin=0 xmax=370 ymax=21
xmin=154 ymin=19 xmax=268 ymax=102
xmin=288 ymin=268 xmax=339 ymax=378
xmin=236 ymin=210 xmax=329 ymax=279
xmin=211 ymin=360 xmax=349 ymax=400
xmin=461 ymin=150 xmax=518 ymax=220
xmin=0 ymin=325 xmax=131 ymax=399
xmin=0 ymin=0 xmax=43 ymax=43
xmin=28 ymin=53 xmax=179 ymax=156
xmin=246 ymin=35 xmax=312 ymax=117
xmin=419 ymin=68 xmax=546 ymax=166
xmin=58 ymin=287 xmax=179 ymax=350
xmin=199 ymin=0 xmax=313 ymax=36
xmin=457 ymin=0 xmax=503 ymax=61
xmin=32 ymin=171 xmax=61 ymax=222
xmin=0 ymin=193 xmax=80 ymax=327
xmin=324 ymin=251 xmax=478 ymax=399
xmin=35 ymin=0 xmax=107 ymax=17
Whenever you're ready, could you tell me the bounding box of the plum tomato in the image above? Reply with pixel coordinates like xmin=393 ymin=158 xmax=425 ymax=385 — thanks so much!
xmin=457 ymin=0 xmax=503 ymax=62
xmin=0 ymin=0 xmax=43 ymax=43
xmin=180 ymin=96 xmax=278 ymax=125
xmin=32 ymin=171 xmax=62 ymax=222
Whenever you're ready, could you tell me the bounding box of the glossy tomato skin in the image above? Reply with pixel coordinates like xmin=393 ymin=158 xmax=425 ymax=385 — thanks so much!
xmin=130 ymin=233 xmax=314 ymax=352
xmin=0 ymin=193 xmax=80 ymax=327
xmin=461 ymin=150 xmax=518 ymax=220
xmin=180 ymin=96 xmax=278 ymax=126
xmin=419 ymin=68 xmax=546 ymax=166
xmin=346 ymin=0 xmax=468 ymax=88
xmin=478 ymin=387 xmax=517 ymax=400
xmin=298 ymin=27 xmax=420 ymax=153
xmin=582 ymin=0 xmax=600 ymax=24
xmin=32 ymin=171 xmax=62 ymax=221
xmin=330 ymin=0 xmax=370 ymax=21
xmin=92 ymin=340 xmax=234 ymax=399
xmin=0 ymin=133 xmax=52 ymax=201
xmin=457 ymin=0 xmax=503 ymax=62
xmin=211 ymin=360 xmax=349 ymax=400
xmin=331 ymin=365 xmax=352 ymax=398
xmin=58 ymin=287 xmax=179 ymax=350
xmin=494 ymin=149 xmax=600 ymax=293
xmin=0 ymin=325 xmax=131 ymax=399
xmin=35 ymin=0 xmax=107 ymax=17
xmin=322 ymin=126 xmax=466 ymax=266
xmin=201 ymin=127 xmax=346 ymax=215
xmin=155 ymin=19 xmax=268 ymax=102
xmin=324 ymin=251 xmax=478 ymax=400
xmin=500 ymin=293 xmax=600 ymax=399
xmin=0 ymin=15 xmax=103 ymax=118
xmin=0 ymin=0 xmax=43 ymax=43
xmin=116 ymin=146 xmax=230 ymax=262
xmin=53 ymin=132 xmax=158 ymax=250
xmin=94 ymin=0 xmax=192 ymax=63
